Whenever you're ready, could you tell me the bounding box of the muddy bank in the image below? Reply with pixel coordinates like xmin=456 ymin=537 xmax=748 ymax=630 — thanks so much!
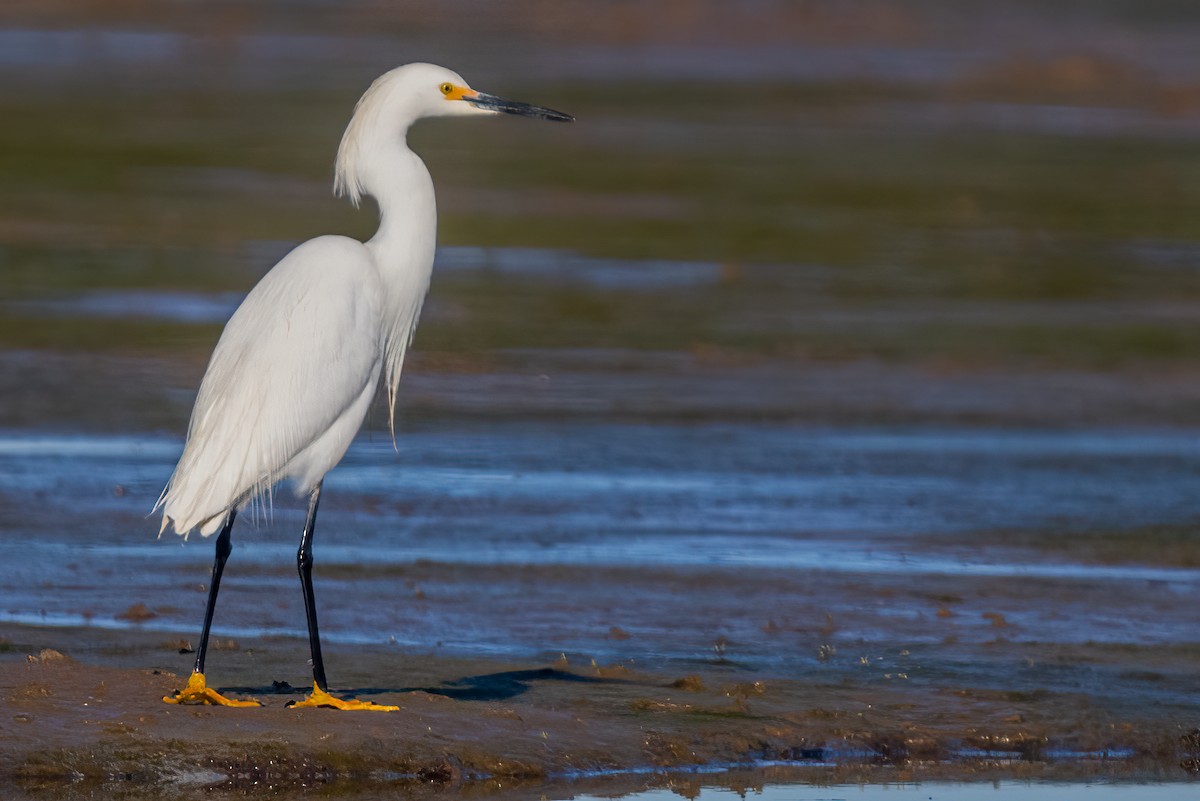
xmin=2 ymin=422 xmax=1199 ymax=798
xmin=1 ymin=625 xmax=1198 ymax=800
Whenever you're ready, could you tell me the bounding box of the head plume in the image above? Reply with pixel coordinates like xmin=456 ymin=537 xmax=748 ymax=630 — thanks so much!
xmin=333 ymin=63 xmax=476 ymax=207
xmin=333 ymin=72 xmax=393 ymax=208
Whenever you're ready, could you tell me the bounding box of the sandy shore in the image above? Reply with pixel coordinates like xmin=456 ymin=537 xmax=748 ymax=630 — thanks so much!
xmin=3 ymin=614 xmax=1198 ymax=800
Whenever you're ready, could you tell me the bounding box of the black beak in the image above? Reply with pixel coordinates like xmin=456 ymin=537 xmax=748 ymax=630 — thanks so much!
xmin=467 ymin=92 xmax=574 ymax=122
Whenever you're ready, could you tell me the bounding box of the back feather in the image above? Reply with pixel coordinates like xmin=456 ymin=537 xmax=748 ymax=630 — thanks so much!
xmin=156 ymin=236 xmax=383 ymax=536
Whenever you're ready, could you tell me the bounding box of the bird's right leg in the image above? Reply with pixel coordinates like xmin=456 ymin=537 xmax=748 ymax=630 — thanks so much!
xmin=287 ymin=482 xmax=397 ymax=711
xmin=164 ymin=510 xmax=261 ymax=707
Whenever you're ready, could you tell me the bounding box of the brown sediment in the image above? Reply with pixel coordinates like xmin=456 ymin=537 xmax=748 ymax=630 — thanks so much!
xmin=1 ymin=625 xmax=1198 ymax=800
xmin=115 ymin=603 xmax=158 ymax=624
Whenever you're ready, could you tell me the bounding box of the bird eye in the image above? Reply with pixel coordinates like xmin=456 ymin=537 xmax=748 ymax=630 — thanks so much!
xmin=440 ymin=83 xmax=454 ymax=96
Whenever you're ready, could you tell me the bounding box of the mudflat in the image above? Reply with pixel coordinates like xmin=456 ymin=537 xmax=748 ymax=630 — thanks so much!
xmin=2 ymin=552 xmax=1198 ymax=800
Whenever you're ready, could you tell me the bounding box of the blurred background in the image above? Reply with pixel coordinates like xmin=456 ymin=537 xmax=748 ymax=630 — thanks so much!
xmin=4 ymin=1 xmax=1200 ymax=430
xmin=2 ymin=1 xmax=1200 ymax=683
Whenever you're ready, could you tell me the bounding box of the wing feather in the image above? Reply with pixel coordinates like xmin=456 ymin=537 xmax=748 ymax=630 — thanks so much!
xmin=158 ymin=235 xmax=383 ymax=536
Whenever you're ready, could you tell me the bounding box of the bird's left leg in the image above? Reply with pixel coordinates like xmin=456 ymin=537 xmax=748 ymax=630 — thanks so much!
xmin=287 ymin=481 xmax=398 ymax=711
xmin=164 ymin=511 xmax=261 ymax=707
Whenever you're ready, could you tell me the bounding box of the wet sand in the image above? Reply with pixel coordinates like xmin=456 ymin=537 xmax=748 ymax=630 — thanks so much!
xmin=2 ymin=616 xmax=1198 ymax=800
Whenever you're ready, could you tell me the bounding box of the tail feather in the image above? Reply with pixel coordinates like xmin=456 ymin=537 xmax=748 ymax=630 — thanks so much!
xmin=157 ymin=398 xmax=260 ymax=537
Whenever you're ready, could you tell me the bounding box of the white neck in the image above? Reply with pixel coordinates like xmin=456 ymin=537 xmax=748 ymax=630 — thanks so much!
xmin=362 ymin=140 xmax=436 ymax=258
xmin=358 ymin=135 xmax=438 ymax=434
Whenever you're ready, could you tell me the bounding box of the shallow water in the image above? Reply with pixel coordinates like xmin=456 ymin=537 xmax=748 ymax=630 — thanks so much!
xmin=2 ymin=424 xmax=1198 ymax=672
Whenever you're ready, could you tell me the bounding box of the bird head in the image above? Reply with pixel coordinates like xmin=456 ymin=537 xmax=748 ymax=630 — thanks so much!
xmin=431 ymin=65 xmax=574 ymax=122
xmin=335 ymin=63 xmax=572 ymax=205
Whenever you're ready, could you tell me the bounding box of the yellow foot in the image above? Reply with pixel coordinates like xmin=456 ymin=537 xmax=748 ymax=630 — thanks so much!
xmin=286 ymin=683 xmax=399 ymax=711
xmin=163 ymin=672 xmax=262 ymax=707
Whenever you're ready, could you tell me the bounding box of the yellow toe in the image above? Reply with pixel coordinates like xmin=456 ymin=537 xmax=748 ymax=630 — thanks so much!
xmin=163 ymin=672 xmax=262 ymax=707
xmin=286 ymin=683 xmax=399 ymax=711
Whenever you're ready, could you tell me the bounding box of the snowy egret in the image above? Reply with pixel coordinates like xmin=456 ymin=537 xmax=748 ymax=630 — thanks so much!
xmin=157 ymin=63 xmax=572 ymax=710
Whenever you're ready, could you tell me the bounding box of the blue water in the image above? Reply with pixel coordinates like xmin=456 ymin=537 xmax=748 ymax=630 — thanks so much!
xmin=1 ymin=423 xmax=1199 ymax=672
xmin=5 ymin=425 xmax=1200 ymax=546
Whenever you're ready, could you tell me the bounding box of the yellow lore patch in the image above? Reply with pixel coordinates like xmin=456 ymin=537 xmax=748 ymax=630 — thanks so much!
xmin=440 ymin=82 xmax=476 ymax=102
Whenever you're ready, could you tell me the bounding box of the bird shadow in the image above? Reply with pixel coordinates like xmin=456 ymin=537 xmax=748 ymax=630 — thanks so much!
xmin=225 ymin=667 xmax=623 ymax=703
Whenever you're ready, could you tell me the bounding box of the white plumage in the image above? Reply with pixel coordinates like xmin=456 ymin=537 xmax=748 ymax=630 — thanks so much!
xmin=155 ymin=63 xmax=570 ymax=538
xmin=156 ymin=62 xmax=571 ymax=709
xmin=160 ymin=236 xmax=388 ymax=535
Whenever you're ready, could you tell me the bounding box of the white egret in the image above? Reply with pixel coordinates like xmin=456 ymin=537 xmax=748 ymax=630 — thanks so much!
xmin=156 ymin=63 xmax=572 ymax=710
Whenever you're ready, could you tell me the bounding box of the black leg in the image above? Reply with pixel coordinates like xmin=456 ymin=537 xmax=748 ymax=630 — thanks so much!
xmin=194 ymin=510 xmax=236 ymax=676
xmin=286 ymin=481 xmax=396 ymax=711
xmin=297 ymin=481 xmax=329 ymax=692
